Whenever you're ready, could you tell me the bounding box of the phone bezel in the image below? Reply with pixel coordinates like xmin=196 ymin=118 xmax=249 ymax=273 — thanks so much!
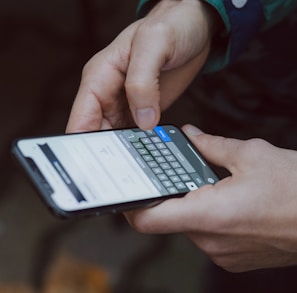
xmin=11 ymin=125 xmax=218 ymax=219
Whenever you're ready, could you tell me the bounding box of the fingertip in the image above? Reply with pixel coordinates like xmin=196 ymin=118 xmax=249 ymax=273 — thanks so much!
xmin=135 ymin=107 xmax=160 ymax=130
xmin=182 ymin=124 xmax=204 ymax=136
xmin=100 ymin=118 xmax=113 ymax=130
xmin=65 ymin=118 xmax=82 ymax=134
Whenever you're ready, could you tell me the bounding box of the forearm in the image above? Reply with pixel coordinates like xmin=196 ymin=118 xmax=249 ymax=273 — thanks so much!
xmin=138 ymin=0 xmax=297 ymax=72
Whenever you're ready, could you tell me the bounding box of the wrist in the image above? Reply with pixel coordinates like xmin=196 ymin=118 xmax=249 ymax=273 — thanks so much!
xmin=199 ymin=0 xmax=222 ymax=40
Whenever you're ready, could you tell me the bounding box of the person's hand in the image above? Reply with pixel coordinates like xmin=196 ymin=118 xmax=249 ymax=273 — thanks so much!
xmin=125 ymin=124 xmax=297 ymax=272
xmin=66 ymin=0 xmax=217 ymax=132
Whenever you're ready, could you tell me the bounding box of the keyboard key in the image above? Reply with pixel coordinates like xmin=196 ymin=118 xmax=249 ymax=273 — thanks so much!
xmin=130 ymin=137 xmax=200 ymax=195
xmin=180 ymin=174 xmax=191 ymax=181
xmin=185 ymin=182 xmax=198 ymax=191
xmin=165 ymin=155 xmax=175 ymax=162
xmin=151 ymin=136 xmax=162 ymax=143
xmin=157 ymin=174 xmax=168 ymax=181
xmin=146 ymin=144 xmax=156 ymax=151
xmin=152 ymin=167 xmax=163 ymax=174
xmin=167 ymin=187 xmax=178 ymax=194
xmin=133 ymin=142 xmax=143 ymax=148
xmin=140 ymin=137 xmax=152 ymax=144
xmin=145 ymin=130 xmax=155 ymax=136
xmin=143 ymin=155 xmax=153 ymax=161
xmin=160 ymin=149 xmax=171 ymax=156
xmin=160 ymin=163 xmax=171 ymax=170
xmin=162 ymin=180 xmax=173 ymax=187
xmin=175 ymin=182 xmax=186 ymax=189
xmin=176 ymin=168 xmax=186 ymax=175
xmin=170 ymin=176 xmax=181 ymax=183
xmin=138 ymin=148 xmax=149 ymax=155
xmin=170 ymin=161 xmax=181 ymax=168
xmin=151 ymin=150 xmax=161 ymax=157
xmin=156 ymin=157 xmax=166 ymax=163
xmin=148 ymin=161 xmax=158 ymax=168
xmin=165 ymin=169 xmax=176 ymax=176
xmin=155 ymin=142 xmax=166 ymax=149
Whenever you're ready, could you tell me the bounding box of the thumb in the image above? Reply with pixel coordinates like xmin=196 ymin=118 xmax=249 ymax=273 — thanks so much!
xmin=182 ymin=124 xmax=243 ymax=171
xmin=124 ymin=33 xmax=167 ymax=130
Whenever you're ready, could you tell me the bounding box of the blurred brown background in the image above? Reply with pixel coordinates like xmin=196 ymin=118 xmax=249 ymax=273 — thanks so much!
xmin=0 ymin=1 xmax=209 ymax=292
xmin=2 ymin=1 xmax=297 ymax=292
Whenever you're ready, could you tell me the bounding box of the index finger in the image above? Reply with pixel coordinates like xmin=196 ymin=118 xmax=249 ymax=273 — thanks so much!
xmin=66 ymin=53 xmax=126 ymax=133
xmin=124 ymin=22 xmax=175 ymax=130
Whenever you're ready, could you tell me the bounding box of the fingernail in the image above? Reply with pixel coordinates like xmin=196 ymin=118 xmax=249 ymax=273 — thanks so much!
xmin=135 ymin=107 xmax=156 ymax=129
xmin=184 ymin=124 xmax=203 ymax=136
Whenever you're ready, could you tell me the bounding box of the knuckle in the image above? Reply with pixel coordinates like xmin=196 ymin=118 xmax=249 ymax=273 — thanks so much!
xmin=235 ymin=138 xmax=270 ymax=161
xmin=245 ymin=138 xmax=270 ymax=152
xmin=81 ymin=57 xmax=95 ymax=77
xmin=137 ymin=21 xmax=172 ymax=40
xmin=81 ymin=51 xmax=105 ymax=79
xmin=124 ymin=80 xmax=145 ymax=93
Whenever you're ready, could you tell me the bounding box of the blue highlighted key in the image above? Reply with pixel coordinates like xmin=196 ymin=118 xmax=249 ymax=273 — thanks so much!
xmin=154 ymin=126 xmax=171 ymax=142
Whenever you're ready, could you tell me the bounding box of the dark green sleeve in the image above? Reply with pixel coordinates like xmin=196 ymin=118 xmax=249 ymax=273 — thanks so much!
xmin=137 ymin=0 xmax=297 ymax=72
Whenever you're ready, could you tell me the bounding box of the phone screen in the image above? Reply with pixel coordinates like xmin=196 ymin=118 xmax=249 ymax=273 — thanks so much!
xmin=13 ymin=125 xmax=218 ymax=217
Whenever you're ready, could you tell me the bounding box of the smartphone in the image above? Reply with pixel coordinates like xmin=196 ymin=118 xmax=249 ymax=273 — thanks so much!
xmin=11 ymin=125 xmax=219 ymax=218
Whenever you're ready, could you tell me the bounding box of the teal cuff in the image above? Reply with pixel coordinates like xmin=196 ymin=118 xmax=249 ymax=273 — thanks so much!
xmin=137 ymin=0 xmax=231 ymax=73
xmin=200 ymin=0 xmax=231 ymax=73
xmin=137 ymin=0 xmax=148 ymax=13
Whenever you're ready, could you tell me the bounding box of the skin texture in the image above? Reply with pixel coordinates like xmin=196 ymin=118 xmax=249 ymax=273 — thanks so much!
xmin=66 ymin=0 xmax=213 ymax=132
xmin=126 ymin=124 xmax=297 ymax=272
xmin=66 ymin=0 xmax=297 ymax=272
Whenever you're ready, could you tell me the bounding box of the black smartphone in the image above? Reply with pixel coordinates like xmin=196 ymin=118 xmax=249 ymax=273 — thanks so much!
xmin=11 ymin=125 xmax=218 ymax=218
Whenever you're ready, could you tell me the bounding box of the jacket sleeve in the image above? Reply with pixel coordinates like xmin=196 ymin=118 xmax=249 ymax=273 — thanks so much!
xmin=137 ymin=0 xmax=297 ymax=72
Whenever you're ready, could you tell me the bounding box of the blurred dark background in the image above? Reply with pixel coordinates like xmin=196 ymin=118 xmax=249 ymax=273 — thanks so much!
xmin=1 ymin=1 xmax=297 ymax=292
xmin=0 ymin=1 xmax=210 ymax=292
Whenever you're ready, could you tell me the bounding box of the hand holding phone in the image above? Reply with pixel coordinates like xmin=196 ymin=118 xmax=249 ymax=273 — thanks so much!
xmin=12 ymin=125 xmax=218 ymax=218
